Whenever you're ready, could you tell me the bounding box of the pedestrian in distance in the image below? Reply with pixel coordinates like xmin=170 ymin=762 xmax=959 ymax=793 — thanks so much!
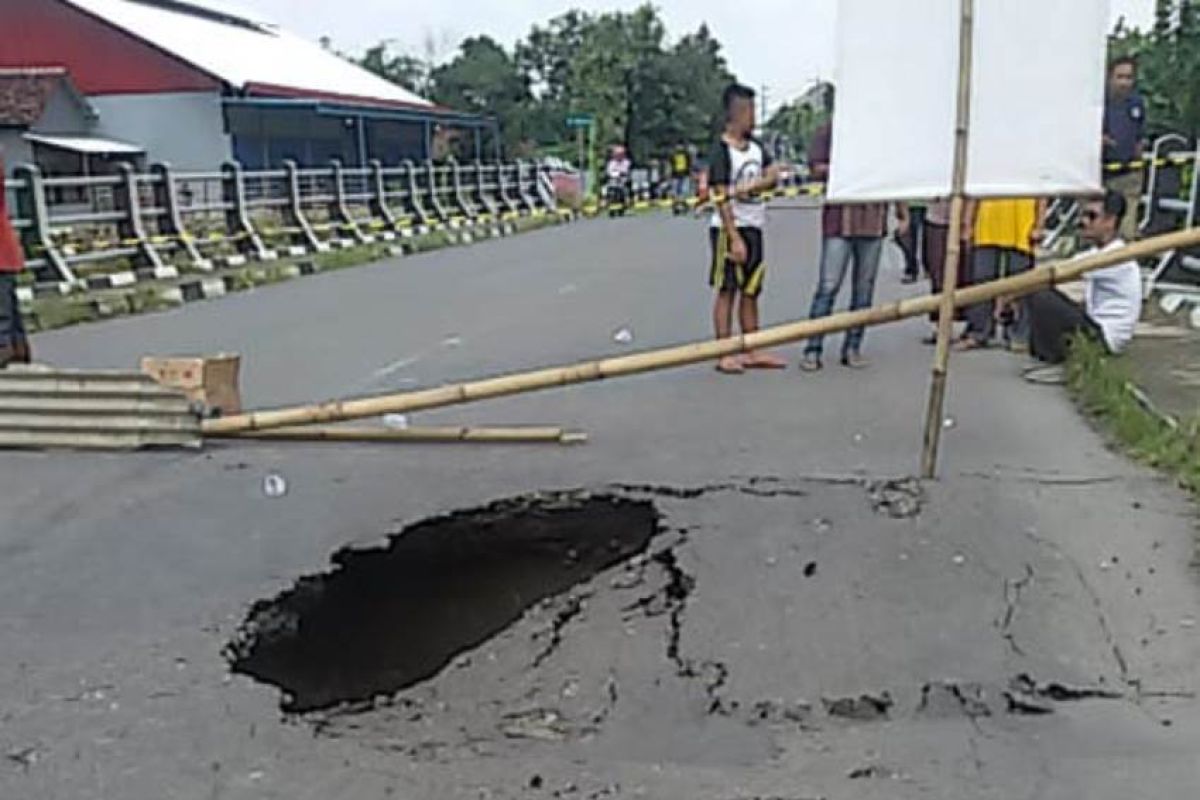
xmin=670 ymin=143 xmax=693 ymax=213
xmin=707 ymin=83 xmax=786 ymax=374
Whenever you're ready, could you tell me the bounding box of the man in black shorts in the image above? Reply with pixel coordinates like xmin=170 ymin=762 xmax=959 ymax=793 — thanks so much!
xmin=708 ymin=83 xmax=783 ymax=374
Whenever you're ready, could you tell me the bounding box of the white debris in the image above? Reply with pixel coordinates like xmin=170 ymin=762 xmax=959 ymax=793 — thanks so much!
xmin=382 ymin=414 xmax=410 ymax=431
xmin=612 ymin=327 xmax=635 ymax=345
xmin=262 ymin=473 xmax=288 ymax=498
xmin=952 ymin=554 xmax=967 ymax=566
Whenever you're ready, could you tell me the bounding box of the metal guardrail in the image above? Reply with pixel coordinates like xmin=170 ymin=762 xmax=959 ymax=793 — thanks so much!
xmin=1042 ymin=134 xmax=1200 ymax=296
xmin=3 ymin=158 xmax=564 ymax=291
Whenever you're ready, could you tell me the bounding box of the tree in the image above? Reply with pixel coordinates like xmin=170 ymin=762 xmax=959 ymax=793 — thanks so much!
xmin=429 ymin=37 xmax=532 ymax=150
xmin=357 ymin=42 xmax=431 ymax=96
xmin=513 ymin=8 xmax=735 ymax=161
xmin=661 ymin=25 xmax=736 ymax=150
xmin=345 ymin=7 xmax=740 ymax=164
xmin=765 ymin=82 xmax=832 ymax=160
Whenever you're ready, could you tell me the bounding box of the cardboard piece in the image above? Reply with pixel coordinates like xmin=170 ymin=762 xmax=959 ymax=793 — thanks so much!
xmin=142 ymin=354 xmax=242 ymax=416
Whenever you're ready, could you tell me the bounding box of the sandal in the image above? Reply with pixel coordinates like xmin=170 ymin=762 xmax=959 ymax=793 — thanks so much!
xmin=743 ymin=351 xmax=787 ymax=370
xmin=716 ymin=356 xmax=745 ymax=375
xmin=952 ymin=338 xmax=988 ymax=352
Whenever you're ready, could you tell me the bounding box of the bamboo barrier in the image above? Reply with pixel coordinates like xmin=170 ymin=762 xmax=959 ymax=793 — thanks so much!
xmin=922 ymin=0 xmax=976 ymax=479
xmin=203 ymin=227 xmax=1200 ymax=437
xmin=207 ymin=425 xmax=586 ymax=445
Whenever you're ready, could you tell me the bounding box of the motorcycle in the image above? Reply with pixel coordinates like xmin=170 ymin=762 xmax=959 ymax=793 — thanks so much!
xmin=603 ymin=178 xmax=630 ymax=217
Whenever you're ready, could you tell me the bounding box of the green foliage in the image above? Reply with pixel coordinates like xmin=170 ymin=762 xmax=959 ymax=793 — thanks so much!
xmin=352 ymin=6 xmax=735 ymax=163
xmin=1109 ymin=1 xmax=1200 ymax=139
xmin=430 ymin=37 xmax=531 ymax=151
xmin=356 ymin=43 xmax=431 ymax=96
xmin=765 ymin=93 xmax=830 ymax=161
xmin=1068 ymin=335 xmax=1200 ymax=496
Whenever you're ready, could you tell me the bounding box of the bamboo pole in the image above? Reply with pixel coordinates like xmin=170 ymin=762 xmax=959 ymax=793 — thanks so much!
xmin=202 ymin=227 xmax=1200 ymax=437
xmin=921 ymin=0 xmax=976 ymax=479
xmin=207 ymin=425 xmax=586 ymax=445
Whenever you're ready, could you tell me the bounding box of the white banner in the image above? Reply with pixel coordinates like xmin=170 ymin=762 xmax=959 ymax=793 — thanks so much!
xmin=827 ymin=0 xmax=1109 ymax=201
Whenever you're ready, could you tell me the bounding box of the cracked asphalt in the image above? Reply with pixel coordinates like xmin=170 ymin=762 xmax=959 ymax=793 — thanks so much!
xmin=2 ymin=210 xmax=1199 ymax=799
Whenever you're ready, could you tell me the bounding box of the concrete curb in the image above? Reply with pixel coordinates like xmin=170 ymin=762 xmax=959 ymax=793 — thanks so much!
xmin=20 ymin=211 xmax=573 ymax=333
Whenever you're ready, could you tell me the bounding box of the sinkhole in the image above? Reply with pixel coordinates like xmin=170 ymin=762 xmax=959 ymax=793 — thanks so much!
xmin=227 ymin=493 xmax=659 ymax=713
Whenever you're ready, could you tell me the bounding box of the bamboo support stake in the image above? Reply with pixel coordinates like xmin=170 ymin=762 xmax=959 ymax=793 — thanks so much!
xmin=202 ymin=227 xmax=1200 ymax=437
xmin=921 ymin=0 xmax=975 ymax=480
xmin=207 ymin=425 xmax=585 ymax=445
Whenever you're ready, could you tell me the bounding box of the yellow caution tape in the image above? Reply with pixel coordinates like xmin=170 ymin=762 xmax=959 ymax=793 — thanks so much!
xmin=1103 ymin=153 xmax=1194 ymax=173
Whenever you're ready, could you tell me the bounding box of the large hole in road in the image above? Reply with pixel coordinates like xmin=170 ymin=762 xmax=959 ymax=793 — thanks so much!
xmin=227 ymin=494 xmax=659 ymax=713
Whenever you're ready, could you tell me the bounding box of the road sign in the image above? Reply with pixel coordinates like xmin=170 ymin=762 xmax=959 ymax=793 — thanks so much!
xmin=566 ymin=115 xmax=594 ymax=129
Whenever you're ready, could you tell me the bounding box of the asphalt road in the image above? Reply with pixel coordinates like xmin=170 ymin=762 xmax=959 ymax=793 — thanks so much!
xmin=2 ymin=209 xmax=1198 ymax=799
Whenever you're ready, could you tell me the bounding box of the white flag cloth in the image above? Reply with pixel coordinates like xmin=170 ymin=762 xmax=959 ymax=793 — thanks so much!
xmin=827 ymin=0 xmax=1110 ymax=201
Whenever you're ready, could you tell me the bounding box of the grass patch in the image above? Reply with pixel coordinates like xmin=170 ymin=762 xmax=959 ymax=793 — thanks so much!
xmin=1067 ymin=335 xmax=1200 ymax=496
xmin=26 ymin=297 xmax=99 ymax=332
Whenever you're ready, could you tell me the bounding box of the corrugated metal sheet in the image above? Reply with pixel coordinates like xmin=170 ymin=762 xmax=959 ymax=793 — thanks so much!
xmin=24 ymin=132 xmax=145 ymax=154
xmin=0 ymin=366 xmax=201 ymax=450
xmin=61 ymin=0 xmax=434 ymax=109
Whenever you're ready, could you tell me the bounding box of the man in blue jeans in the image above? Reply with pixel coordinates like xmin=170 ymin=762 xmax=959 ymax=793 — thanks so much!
xmin=800 ymin=117 xmax=908 ymax=371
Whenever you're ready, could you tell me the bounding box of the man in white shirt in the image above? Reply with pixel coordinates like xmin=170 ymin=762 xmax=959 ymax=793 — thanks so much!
xmin=1027 ymin=190 xmax=1142 ymax=365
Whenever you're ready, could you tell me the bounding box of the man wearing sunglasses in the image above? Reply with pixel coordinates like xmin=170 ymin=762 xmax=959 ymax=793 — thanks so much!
xmin=1025 ymin=190 xmax=1142 ymax=367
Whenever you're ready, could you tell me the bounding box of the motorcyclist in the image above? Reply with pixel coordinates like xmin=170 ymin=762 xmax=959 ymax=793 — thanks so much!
xmin=605 ymin=145 xmax=632 ymax=187
xmin=603 ymin=145 xmax=633 ymax=213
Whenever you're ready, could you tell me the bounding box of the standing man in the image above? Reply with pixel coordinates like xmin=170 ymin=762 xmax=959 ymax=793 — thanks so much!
xmin=708 ymin=83 xmax=785 ymax=374
xmin=1027 ymin=190 xmax=1141 ymax=366
xmin=1103 ymin=56 xmax=1147 ymax=242
xmin=0 ymin=155 xmax=31 ymax=368
xmin=957 ymin=198 xmax=1046 ymax=352
xmin=801 ymin=101 xmax=909 ymax=371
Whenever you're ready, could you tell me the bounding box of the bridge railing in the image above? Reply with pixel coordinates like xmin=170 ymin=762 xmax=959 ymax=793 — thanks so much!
xmin=3 ymin=159 xmax=564 ymax=291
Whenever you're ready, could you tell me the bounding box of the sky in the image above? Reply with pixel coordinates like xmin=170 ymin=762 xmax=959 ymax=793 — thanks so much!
xmin=226 ymin=0 xmax=1155 ymax=113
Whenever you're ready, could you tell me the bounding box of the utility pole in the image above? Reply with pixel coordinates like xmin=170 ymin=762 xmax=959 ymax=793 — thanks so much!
xmin=760 ymin=84 xmax=770 ymax=126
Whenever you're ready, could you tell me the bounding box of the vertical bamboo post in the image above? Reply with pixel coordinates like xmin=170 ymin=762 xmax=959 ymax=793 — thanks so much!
xmin=920 ymin=0 xmax=975 ymax=480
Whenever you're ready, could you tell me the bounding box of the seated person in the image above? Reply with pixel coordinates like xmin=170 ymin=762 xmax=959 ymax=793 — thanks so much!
xmin=1027 ymin=190 xmax=1142 ymax=365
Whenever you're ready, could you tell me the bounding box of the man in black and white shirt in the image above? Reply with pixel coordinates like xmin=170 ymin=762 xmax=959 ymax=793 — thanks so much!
xmin=708 ymin=83 xmax=784 ymax=373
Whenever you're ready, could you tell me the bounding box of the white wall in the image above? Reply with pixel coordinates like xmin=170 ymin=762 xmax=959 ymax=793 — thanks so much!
xmin=89 ymin=91 xmax=231 ymax=171
xmin=0 ymin=131 xmax=34 ymax=177
xmin=33 ymin=86 xmax=94 ymax=135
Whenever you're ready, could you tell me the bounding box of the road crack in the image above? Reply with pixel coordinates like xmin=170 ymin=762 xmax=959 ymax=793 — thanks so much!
xmin=531 ymin=593 xmax=589 ymax=669
xmin=1023 ymin=529 xmax=1133 ymax=686
xmin=997 ymin=564 xmax=1035 ymax=657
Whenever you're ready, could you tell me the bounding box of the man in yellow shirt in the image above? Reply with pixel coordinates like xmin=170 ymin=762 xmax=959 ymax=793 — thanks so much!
xmin=956 ymin=198 xmax=1046 ymax=351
